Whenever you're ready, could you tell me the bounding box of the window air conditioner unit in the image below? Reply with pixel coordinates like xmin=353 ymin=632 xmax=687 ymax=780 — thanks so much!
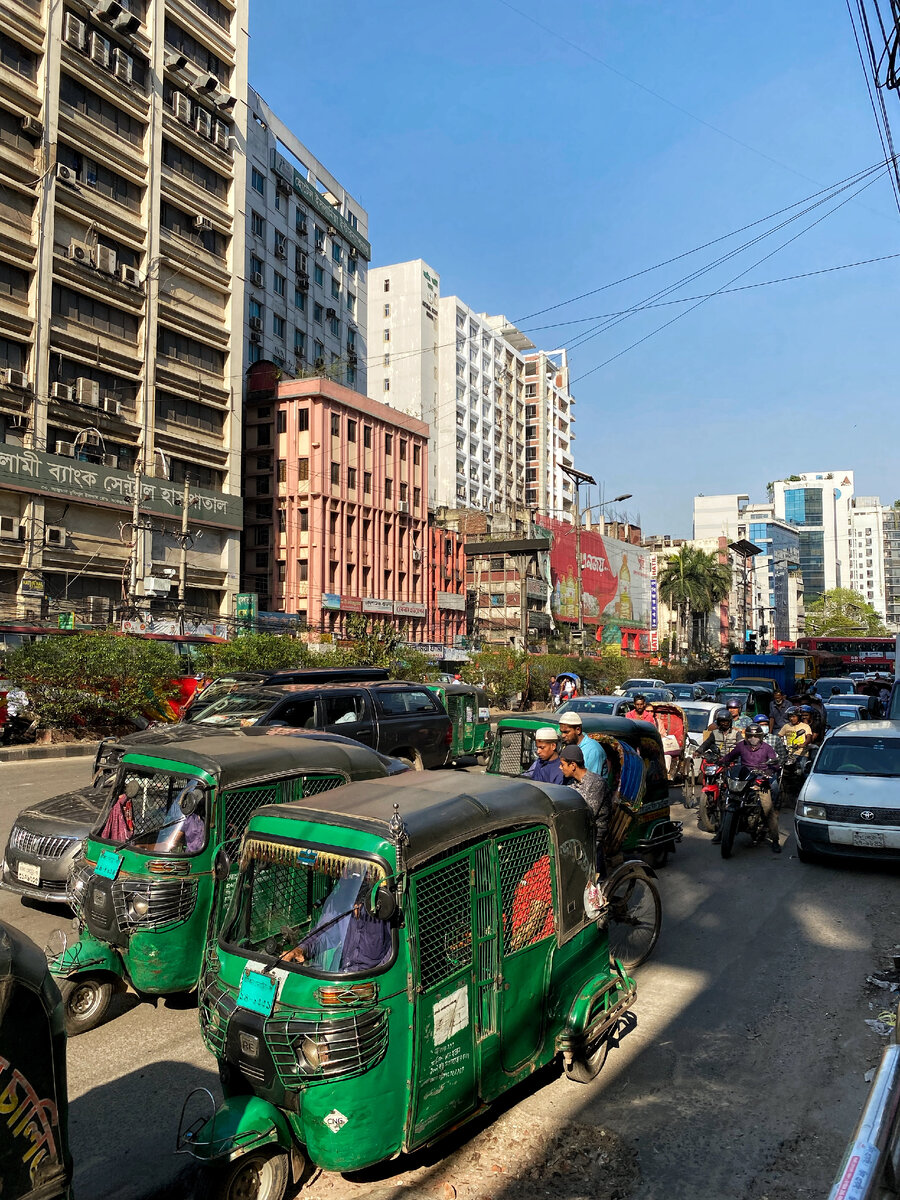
xmin=412 ymin=548 xmax=422 ymax=561
xmin=349 ymin=246 xmax=358 ymax=259
xmin=274 ymin=243 xmax=286 ymax=259
xmin=75 ymin=378 xmax=100 ymax=406
xmin=249 ymin=316 xmax=262 ymax=331
xmin=214 ymin=121 xmax=230 ymax=150
xmin=0 ymin=517 xmax=25 ymax=541
xmin=84 ymin=433 xmax=102 ymax=448
xmin=56 ymin=441 xmax=76 ymax=457
xmin=112 ymin=48 xmax=133 ymax=84
xmin=45 ymin=527 xmax=65 ymax=547
xmin=214 ymin=92 xmax=237 ymax=112
xmin=96 ymin=246 xmax=117 ymax=274
xmin=397 ymin=502 xmax=410 ymax=514
xmin=173 ymin=92 xmax=192 ymax=124
xmin=326 ymin=307 xmax=336 ymax=319
xmin=1 ymin=369 xmax=29 ymax=390
xmin=56 ymin=163 xmax=76 ymax=186
xmin=194 ymin=109 xmax=212 ymax=139
xmin=297 ymin=222 xmax=308 ymax=237
xmin=295 ymin=276 xmax=309 ymax=292
xmin=19 ymin=115 xmax=43 ymax=140
xmin=67 ymin=239 xmax=94 ymax=266
xmin=8 ymin=415 xmax=28 ymax=431
xmin=102 ymin=453 xmax=118 ymax=468
xmin=249 ymin=330 xmax=262 ymax=345
xmin=119 ymin=264 xmax=140 ymax=287
xmin=64 ymin=13 xmax=87 ymax=50
xmin=252 ymin=271 xmax=264 ymax=287
xmin=50 ymin=382 xmax=73 ymax=402
xmin=113 ymin=10 xmax=140 ymax=33
xmin=102 ymin=397 xmax=121 ymax=416
xmin=89 ymin=32 xmax=111 ymax=68
xmin=197 ymin=72 xmax=218 ymax=93
xmin=193 ymin=215 xmax=213 ymax=232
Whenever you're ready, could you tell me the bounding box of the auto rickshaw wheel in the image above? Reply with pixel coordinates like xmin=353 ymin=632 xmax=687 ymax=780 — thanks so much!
xmin=210 ymin=1148 xmax=289 ymax=1200
xmin=645 ymin=846 xmax=669 ymax=870
xmin=59 ymin=974 xmax=115 ymax=1035
xmin=564 ymin=1021 xmax=612 ymax=1084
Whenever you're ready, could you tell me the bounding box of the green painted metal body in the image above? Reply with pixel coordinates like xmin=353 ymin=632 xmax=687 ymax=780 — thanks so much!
xmin=426 ymin=683 xmax=491 ymax=758
xmin=50 ymin=736 xmax=391 ymax=1000
xmin=186 ymin=1094 xmax=296 ymax=1163
xmin=486 ymin=713 xmax=677 ymax=858
xmin=196 ymin=779 xmax=634 ymax=1177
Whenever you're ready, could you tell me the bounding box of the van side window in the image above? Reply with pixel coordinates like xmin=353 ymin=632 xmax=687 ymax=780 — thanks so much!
xmin=269 ymin=699 xmax=318 ymax=729
xmin=323 ymin=695 xmax=365 ymax=725
xmin=498 ymin=827 xmax=555 ymax=954
xmin=378 ymin=689 xmax=436 ymax=715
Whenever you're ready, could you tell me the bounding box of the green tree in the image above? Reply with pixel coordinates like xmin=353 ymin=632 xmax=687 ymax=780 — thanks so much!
xmin=5 ymin=632 xmax=180 ymax=735
xmin=193 ymin=633 xmax=310 ymax=678
xmin=658 ymin=546 xmax=732 ymax=661
xmin=803 ymin=588 xmax=888 ymax=637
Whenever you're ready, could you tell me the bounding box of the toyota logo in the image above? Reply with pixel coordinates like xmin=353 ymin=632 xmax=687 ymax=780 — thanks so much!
xmin=859 ymin=810 xmax=876 ymax=821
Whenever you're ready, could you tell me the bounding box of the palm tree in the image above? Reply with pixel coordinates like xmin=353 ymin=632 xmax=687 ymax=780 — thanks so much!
xmin=658 ymin=546 xmax=732 ymax=661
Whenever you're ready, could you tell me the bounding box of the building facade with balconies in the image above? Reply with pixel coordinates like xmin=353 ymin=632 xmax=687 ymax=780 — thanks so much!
xmin=243 ymin=88 xmax=369 ymax=392
xmin=0 ymin=0 xmax=247 ymax=621
xmin=241 ymin=375 xmax=429 ymax=640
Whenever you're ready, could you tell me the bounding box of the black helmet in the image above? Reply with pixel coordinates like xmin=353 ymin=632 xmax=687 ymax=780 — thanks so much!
xmin=716 ymin=714 xmax=733 ymax=728
xmin=786 ymin=705 xmax=800 ymax=716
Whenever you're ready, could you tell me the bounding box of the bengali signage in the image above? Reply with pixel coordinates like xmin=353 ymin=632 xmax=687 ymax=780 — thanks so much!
xmin=362 ymin=597 xmax=393 ymax=614
xmin=340 ymin=596 xmax=362 ymax=613
xmin=537 ymin=516 xmax=651 ymax=628
xmin=436 ymin=591 xmax=466 ymax=612
xmin=0 ymin=448 xmax=242 ymax=529
xmin=19 ymin=571 xmax=44 ymax=597
xmin=394 ymin=601 xmax=427 ymax=619
xmin=649 ymin=555 xmax=659 ymax=631
xmin=272 ymin=151 xmax=371 ymax=261
xmin=121 ymin=618 xmax=228 ymax=637
xmin=235 ymin=593 xmax=258 ymax=627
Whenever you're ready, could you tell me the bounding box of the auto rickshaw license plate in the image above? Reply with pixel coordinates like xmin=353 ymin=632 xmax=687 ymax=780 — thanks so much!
xmin=94 ymin=850 xmax=123 ymax=880
xmin=237 ymin=969 xmax=278 ymax=1016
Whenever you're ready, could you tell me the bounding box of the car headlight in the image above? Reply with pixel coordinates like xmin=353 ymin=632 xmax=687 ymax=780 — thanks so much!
xmin=799 ymin=804 xmax=827 ymax=820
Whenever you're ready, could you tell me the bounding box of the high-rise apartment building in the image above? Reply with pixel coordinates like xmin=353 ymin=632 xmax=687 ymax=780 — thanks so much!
xmin=0 ymin=0 xmax=248 ymax=621
xmin=770 ymin=471 xmax=855 ymax=602
xmin=243 ymin=88 xmax=369 ymax=392
xmin=847 ymin=497 xmax=886 ymax=619
xmin=882 ymin=506 xmax=900 ymax=631
xmin=367 ymin=260 xmax=576 ymax=519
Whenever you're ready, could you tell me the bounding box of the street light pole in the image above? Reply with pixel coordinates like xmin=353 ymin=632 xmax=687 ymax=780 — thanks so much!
xmin=560 ymin=466 xmax=596 ymax=645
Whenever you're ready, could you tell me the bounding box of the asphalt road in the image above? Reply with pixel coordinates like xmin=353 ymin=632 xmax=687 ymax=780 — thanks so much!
xmin=0 ymin=758 xmax=897 ymax=1200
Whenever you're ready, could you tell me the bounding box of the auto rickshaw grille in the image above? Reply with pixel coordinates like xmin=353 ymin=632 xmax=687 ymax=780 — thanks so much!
xmin=67 ymin=857 xmax=94 ymax=916
xmin=199 ymin=974 xmax=236 ymax=1059
xmin=111 ymin=877 xmax=199 ymax=929
xmin=267 ymin=1008 xmax=389 ymax=1082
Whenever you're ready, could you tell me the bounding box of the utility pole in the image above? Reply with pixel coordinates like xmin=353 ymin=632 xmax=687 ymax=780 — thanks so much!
xmin=178 ymin=472 xmax=190 ymax=608
xmin=560 ymin=464 xmax=597 ymax=647
xmin=128 ymin=457 xmax=142 ymax=605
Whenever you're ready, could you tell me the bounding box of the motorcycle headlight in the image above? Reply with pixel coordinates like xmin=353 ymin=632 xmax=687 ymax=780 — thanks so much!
xmin=799 ymin=804 xmax=827 ymax=820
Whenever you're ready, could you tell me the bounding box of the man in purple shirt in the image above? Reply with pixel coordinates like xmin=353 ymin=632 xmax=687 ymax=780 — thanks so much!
xmin=717 ymin=729 xmax=781 ymax=853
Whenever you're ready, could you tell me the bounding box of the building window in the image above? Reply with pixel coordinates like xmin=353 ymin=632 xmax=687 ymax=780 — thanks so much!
xmin=274 ymin=272 xmax=285 ymax=296
xmin=383 ymin=353 xmax=390 ymax=367
xmin=348 ymin=466 xmax=357 ymax=489
xmin=277 ymin=410 xmax=287 ymax=433
xmin=364 ymin=471 xmax=372 ymax=494
xmin=347 ymin=365 xmax=356 ymax=384
xmin=294 ymin=329 xmax=306 ymax=354
xmin=383 ymin=379 xmax=390 ymax=392
xmin=331 ymin=278 xmax=341 ymax=299
xmin=413 ymin=486 xmax=421 ymax=509
xmin=347 ymin=257 xmax=356 ymax=276
xmin=298 ymin=559 xmax=308 ymax=582
xmin=254 ymin=524 xmax=270 ymax=545
xmin=277 ymin=459 xmax=286 ymax=482
xmin=255 ymin=551 xmax=269 ymax=568
xmin=363 ymin=425 xmax=372 ymax=448
xmin=315 ymin=226 xmax=325 ymax=251
xmin=298 ymin=457 xmax=309 ymax=481
xmin=272 ymin=314 xmax=285 ymax=339
xmin=314 ymin=265 xmax=324 ymax=286
xmin=249 ymin=298 xmax=262 ymax=321
xmin=399 ymin=439 xmax=407 ymax=461
xmin=277 ymin=507 xmax=286 ymax=532
xmin=384 ymin=279 xmax=390 ymax=292
xmin=400 ymin=481 xmax=408 ymax=502
xmin=329 ymin=316 xmax=340 ymax=338
xmin=251 ymin=166 xmax=265 ymax=195
xmin=330 ymin=414 xmax=340 ymax=436
xmin=385 ymin=478 xmax=393 ymax=500
xmin=332 ymin=242 xmax=342 ymax=264
xmin=525 ymin=384 xmax=537 ymax=398
xmin=294 ymin=288 xmax=306 ymax=310
xmin=413 ymin=444 xmax=421 ymax=466
xmin=298 ymin=408 xmax=309 ymax=431
xmin=299 ymin=508 xmax=309 ymax=531
xmin=385 ymin=434 xmax=393 ymax=455
xmin=346 ymin=293 xmax=355 ymax=313
xmin=383 ymin=303 xmax=390 ymax=317
xmin=314 ymin=340 xmax=324 ymax=361
xmin=313 ymin=303 xmax=323 ymax=323
xmin=330 ymin=462 xmax=340 ymax=485
xmin=329 ymin=511 xmax=338 ymax=535
xmin=383 ymin=329 xmax=390 ymax=342
xmin=347 ymin=419 xmax=357 ymax=443
xmin=251 ymin=210 xmax=265 ymax=239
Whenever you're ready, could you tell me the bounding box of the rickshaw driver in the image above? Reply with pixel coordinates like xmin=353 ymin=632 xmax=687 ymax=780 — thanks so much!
xmin=559 ymin=745 xmax=611 ymax=876
xmin=282 ymin=867 xmax=392 ymax=973
xmin=558 ymin=711 xmax=608 ymax=779
xmin=523 ymin=727 xmax=564 ymax=784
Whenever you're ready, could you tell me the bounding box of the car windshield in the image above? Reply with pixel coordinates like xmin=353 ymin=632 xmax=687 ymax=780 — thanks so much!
xmin=186 ymin=691 xmax=273 ymax=726
xmin=684 ymin=710 xmax=713 ymax=733
xmin=92 ymin=768 xmax=209 ymax=856
xmin=557 ymin=699 xmax=615 ymax=714
xmin=825 ymin=708 xmax=861 ymax=728
xmin=815 ymin=736 xmax=900 ymax=777
xmin=223 ymin=839 xmax=393 ymax=977
xmin=817 ymin=680 xmax=855 ymax=695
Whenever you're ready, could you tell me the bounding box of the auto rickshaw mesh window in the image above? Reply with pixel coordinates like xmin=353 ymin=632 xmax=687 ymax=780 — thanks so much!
xmin=415 ymin=855 xmax=473 ymax=991
xmin=498 ymin=827 xmax=555 ymax=955
xmin=289 ymin=773 xmax=348 ymax=801
xmin=496 ymin=730 xmax=532 ymax=775
xmin=221 ymin=784 xmax=283 ymax=841
xmin=101 ymin=772 xmax=196 ymax=843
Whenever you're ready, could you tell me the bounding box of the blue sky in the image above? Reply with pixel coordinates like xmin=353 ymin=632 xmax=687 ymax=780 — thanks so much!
xmin=249 ymin=1 xmax=900 ymax=535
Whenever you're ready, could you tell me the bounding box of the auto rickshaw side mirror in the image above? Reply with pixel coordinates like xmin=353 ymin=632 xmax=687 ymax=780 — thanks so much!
xmin=213 ymin=848 xmax=231 ymax=882
xmin=366 ymin=880 xmax=397 ymax=922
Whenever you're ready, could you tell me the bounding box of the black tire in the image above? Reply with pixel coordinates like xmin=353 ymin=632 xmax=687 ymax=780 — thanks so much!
xmin=606 ymin=873 xmax=662 ymax=970
xmin=59 ymin=975 xmax=115 ymax=1035
xmin=564 ymin=1021 xmax=613 ymax=1084
xmin=796 ymin=845 xmax=817 ymax=864
xmin=697 ymin=791 xmax=718 ymax=833
xmin=646 ymin=846 xmax=669 ymax=870
xmin=720 ymin=808 xmax=738 ymax=859
xmin=205 ymin=1148 xmax=290 ymax=1200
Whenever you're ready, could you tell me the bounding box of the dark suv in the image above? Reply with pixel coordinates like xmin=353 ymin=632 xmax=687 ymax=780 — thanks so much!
xmin=184 ymin=681 xmax=452 ymax=769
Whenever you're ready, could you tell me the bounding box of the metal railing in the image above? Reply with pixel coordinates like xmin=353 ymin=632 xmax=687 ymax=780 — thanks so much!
xmin=827 ymin=1001 xmax=900 ymax=1199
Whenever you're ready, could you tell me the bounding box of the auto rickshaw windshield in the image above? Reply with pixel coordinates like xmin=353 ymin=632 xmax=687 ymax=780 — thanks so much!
xmin=91 ymin=769 xmax=210 ymax=856
xmin=222 ymin=838 xmax=395 ymax=978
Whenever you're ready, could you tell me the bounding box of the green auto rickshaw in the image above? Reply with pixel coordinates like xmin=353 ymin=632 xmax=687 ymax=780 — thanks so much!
xmin=425 ymin=681 xmax=491 ymax=763
xmin=488 ymin=712 xmax=683 ymax=868
xmin=49 ymin=733 xmax=406 ymax=1034
xmin=178 ymin=771 xmax=656 ymax=1200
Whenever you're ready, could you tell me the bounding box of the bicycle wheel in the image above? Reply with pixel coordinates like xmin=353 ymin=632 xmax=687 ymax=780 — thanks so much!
xmin=606 ymin=872 xmax=662 ymax=970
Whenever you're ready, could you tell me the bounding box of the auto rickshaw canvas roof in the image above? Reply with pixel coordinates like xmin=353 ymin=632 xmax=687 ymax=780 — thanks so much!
xmin=250 ymin=772 xmax=585 ymax=869
xmin=119 ymin=732 xmax=394 ymax=788
xmin=428 ymin=681 xmax=487 ymax=699
xmin=498 ymin=710 xmax=665 ymax=748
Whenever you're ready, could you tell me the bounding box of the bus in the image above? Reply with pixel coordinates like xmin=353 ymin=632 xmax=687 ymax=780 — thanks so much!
xmin=797 ymin=636 xmax=895 ymax=673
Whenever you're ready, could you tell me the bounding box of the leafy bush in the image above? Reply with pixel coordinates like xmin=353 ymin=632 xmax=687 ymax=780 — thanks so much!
xmin=192 ymin=633 xmax=311 ymax=677
xmin=5 ymin=633 xmax=180 ymax=735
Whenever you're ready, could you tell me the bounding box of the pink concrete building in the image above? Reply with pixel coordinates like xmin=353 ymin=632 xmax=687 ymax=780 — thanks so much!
xmin=242 ymin=375 xmax=430 ymax=639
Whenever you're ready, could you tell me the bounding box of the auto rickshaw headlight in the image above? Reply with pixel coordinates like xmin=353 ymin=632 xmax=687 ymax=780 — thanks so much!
xmin=299 ymin=1036 xmax=322 ymax=1070
xmin=129 ymin=894 xmax=150 ymax=918
xmin=799 ymin=804 xmax=827 ymax=820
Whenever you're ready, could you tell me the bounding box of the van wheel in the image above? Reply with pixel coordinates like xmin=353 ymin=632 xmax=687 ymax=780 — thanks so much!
xmin=59 ymin=975 xmax=115 ymax=1035
xmin=397 ymin=752 xmax=423 ymax=771
xmin=208 ymin=1148 xmax=289 ymax=1200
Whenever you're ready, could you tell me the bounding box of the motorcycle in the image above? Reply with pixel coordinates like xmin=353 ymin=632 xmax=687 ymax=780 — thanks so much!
xmin=778 ymin=752 xmax=807 ymax=809
xmin=719 ymin=763 xmax=774 ymax=859
xmin=696 ymin=747 xmax=726 ymax=834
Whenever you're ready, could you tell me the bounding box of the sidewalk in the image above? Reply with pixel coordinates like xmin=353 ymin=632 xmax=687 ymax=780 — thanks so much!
xmin=0 ymin=740 xmax=99 ymax=763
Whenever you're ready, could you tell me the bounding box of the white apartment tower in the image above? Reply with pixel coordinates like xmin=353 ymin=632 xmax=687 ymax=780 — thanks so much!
xmin=244 ymin=87 xmax=369 ymax=391
xmin=0 ymin=0 xmax=248 ymax=621
xmin=368 ymin=260 xmax=576 ymax=517
xmin=848 ymin=497 xmax=887 ymax=619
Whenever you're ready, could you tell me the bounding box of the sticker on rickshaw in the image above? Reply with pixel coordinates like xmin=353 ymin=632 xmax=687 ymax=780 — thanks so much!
xmin=94 ymin=850 xmax=123 ymax=880
xmin=433 ymin=984 xmax=469 ymax=1045
xmin=236 ymin=968 xmax=278 ymax=1016
xmin=324 ymin=1109 xmax=349 ymax=1133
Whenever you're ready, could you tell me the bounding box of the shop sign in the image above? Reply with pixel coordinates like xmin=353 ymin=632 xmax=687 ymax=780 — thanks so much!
xmin=322 ymin=593 xmax=341 ymax=611
xmin=19 ymin=571 xmax=44 ymax=596
xmin=340 ymin=597 xmax=362 ymax=612
xmin=437 ymin=591 xmax=466 ymax=612
xmin=362 ymin=597 xmax=393 ymax=614
xmin=394 ymin=602 xmax=427 ymax=618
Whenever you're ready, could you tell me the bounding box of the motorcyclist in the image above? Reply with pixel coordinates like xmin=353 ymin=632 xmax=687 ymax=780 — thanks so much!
xmin=724 ymin=699 xmax=752 ymax=732
xmin=716 ymin=727 xmax=782 ymax=853
xmin=798 ymin=701 xmax=824 ymax=745
xmin=750 ymin=715 xmax=784 ymax=809
xmin=778 ymin=706 xmax=812 ymax=758
xmin=696 ymin=712 xmax=741 ymax=757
